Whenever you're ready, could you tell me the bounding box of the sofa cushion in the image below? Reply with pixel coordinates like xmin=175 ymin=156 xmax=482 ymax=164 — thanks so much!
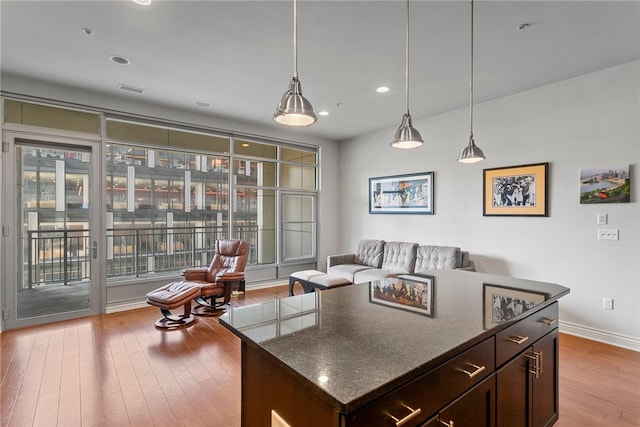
xmin=381 ymin=241 xmax=418 ymax=273
xmin=354 ymin=239 xmax=385 ymax=267
xmin=328 ymin=264 xmax=375 ymax=283
xmin=353 ymin=268 xmax=404 ymax=284
xmin=414 ymin=245 xmax=462 ymax=273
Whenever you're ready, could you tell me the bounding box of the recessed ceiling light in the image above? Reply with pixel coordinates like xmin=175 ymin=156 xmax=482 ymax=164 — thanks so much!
xmin=376 ymin=86 xmax=390 ymax=93
xmin=132 ymin=0 xmax=152 ymax=5
xmin=318 ymin=111 xmax=329 ymax=116
xmin=196 ymin=101 xmax=210 ymax=107
xmin=109 ymin=55 xmax=130 ymax=65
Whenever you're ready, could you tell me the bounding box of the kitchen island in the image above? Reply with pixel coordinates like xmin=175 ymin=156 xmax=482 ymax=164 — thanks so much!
xmin=220 ymin=269 xmax=570 ymax=427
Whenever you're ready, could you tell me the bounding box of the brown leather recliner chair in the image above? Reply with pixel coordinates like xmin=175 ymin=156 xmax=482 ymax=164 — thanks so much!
xmin=183 ymin=239 xmax=249 ymax=316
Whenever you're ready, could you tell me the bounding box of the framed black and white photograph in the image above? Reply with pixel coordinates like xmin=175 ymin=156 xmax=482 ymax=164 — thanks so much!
xmin=483 ymin=284 xmax=547 ymax=329
xmin=483 ymin=163 xmax=548 ymax=216
xmin=369 ymin=276 xmax=434 ymax=317
xmin=369 ymin=171 xmax=434 ymax=214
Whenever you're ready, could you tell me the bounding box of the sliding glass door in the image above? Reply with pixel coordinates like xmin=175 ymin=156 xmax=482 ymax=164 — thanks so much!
xmin=2 ymin=131 xmax=102 ymax=329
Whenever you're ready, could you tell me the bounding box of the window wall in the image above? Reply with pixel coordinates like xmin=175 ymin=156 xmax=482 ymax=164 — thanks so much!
xmin=105 ymin=119 xmax=318 ymax=281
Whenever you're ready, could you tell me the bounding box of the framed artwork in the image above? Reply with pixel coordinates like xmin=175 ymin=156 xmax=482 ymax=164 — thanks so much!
xmin=483 ymin=284 xmax=547 ymax=329
xmin=369 ymin=276 xmax=434 ymax=317
xmin=369 ymin=171 xmax=434 ymax=214
xmin=580 ymin=164 xmax=630 ymax=204
xmin=483 ymin=163 xmax=548 ymax=216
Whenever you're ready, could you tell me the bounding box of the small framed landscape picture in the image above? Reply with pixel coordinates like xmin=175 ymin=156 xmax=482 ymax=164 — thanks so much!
xmin=580 ymin=164 xmax=630 ymax=204
xmin=483 ymin=163 xmax=548 ymax=216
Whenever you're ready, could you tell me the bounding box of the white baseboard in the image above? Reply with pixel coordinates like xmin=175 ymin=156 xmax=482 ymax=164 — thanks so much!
xmin=106 ymin=300 xmax=150 ymax=314
xmin=559 ymin=321 xmax=640 ymax=352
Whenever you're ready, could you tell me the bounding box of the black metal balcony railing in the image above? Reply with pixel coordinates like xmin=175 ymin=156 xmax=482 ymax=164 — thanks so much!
xmin=25 ymin=226 xmax=258 ymax=288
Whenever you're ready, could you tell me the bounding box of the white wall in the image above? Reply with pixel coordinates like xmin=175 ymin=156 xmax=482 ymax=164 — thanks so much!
xmin=338 ymin=61 xmax=640 ymax=350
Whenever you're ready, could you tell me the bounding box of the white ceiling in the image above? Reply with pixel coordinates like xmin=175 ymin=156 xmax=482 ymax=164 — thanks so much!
xmin=1 ymin=1 xmax=639 ymax=141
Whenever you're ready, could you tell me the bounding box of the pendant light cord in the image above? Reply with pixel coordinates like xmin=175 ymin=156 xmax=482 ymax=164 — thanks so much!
xmin=293 ymin=0 xmax=298 ymax=79
xmin=405 ymin=0 xmax=410 ymax=113
xmin=469 ymin=0 xmax=474 ymax=137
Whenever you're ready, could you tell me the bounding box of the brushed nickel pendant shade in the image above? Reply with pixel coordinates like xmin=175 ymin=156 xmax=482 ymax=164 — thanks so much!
xmin=391 ymin=0 xmax=423 ymax=149
xmin=274 ymin=0 xmax=317 ymax=127
xmin=458 ymin=0 xmax=486 ymax=163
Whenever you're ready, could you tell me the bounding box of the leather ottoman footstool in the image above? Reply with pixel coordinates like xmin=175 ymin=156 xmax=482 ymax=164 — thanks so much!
xmin=289 ymin=270 xmax=352 ymax=296
xmin=146 ymin=281 xmax=200 ymax=329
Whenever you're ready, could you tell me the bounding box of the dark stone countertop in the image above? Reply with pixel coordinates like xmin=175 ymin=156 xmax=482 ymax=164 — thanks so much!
xmin=220 ymin=269 xmax=570 ymax=414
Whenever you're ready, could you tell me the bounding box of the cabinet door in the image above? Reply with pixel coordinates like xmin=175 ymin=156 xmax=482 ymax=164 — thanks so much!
xmin=496 ymin=329 xmax=559 ymax=427
xmin=421 ymin=375 xmax=496 ymax=427
xmin=532 ymin=330 xmax=559 ymax=427
xmin=497 ymin=350 xmax=531 ymax=427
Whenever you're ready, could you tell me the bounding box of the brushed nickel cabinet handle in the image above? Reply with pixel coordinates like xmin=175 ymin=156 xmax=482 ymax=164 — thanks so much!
xmin=540 ymin=317 xmax=556 ymax=326
xmin=506 ymin=335 xmax=529 ymax=345
xmin=526 ymin=351 xmax=543 ymax=379
xmin=389 ymin=404 xmax=422 ymax=427
xmin=439 ymin=420 xmax=454 ymax=427
xmin=457 ymin=362 xmax=486 ymax=379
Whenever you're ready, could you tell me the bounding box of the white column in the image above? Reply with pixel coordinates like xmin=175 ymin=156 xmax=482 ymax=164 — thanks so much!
xmin=55 ymin=160 xmax=65 ymax=212
xmin=106 ymin=212 xmax=114 ymax=260
xmin=184 ymin=171 xmax=191 ymax=212
xmin=127 ymin=166 xmax=135 ymax=212
xmin=167 ymin=212 xmax=174 ymax=255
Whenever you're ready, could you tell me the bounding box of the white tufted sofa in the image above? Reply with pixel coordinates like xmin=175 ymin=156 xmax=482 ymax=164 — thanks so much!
xmin=327 ymin=239 xmax=474 ymax=284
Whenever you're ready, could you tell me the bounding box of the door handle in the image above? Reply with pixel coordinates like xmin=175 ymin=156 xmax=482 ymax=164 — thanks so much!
xmin=92 ymin=241 xmax=98 ymax=259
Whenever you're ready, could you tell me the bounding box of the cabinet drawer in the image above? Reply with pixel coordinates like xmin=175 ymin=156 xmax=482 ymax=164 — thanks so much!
xmin=495 ymin=302 xmax=558 ymax=367
xmin=346 ymin=337 xmax=495 ymax=427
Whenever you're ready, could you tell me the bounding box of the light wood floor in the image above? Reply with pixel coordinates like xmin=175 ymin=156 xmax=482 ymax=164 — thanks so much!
xmin=1 ymin=285 xmax=638 ymax=427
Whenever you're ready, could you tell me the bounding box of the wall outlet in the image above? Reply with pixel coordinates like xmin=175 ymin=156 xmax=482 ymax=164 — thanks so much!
xmin=597 ymin=229 xmax=619 ymax=240
xmin=603 ymin=297 xmax=614 ymax=310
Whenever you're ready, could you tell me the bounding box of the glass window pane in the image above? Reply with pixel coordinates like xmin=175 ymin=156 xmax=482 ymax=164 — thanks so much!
xmin=106 ymin=120 xmax=169 ymax=145
xmin=234 ymin=139 xmax=277 ymax=159
xmin=233 ymin=159 xmax=276 ymax=187
xmin=280 ymin=164 xmax=316 ymax=190
xmin=169 ymin=129 xmax=229 ymax=153
xmin=234 ymin=188 xmax=275 ymax=265
xmin=280 ymin=147 xmax=317 ymax=164
xmin=5 ymin=100 xmax=100 ymax=134
xmin=282 ymin=194 xmax=315 ymax=261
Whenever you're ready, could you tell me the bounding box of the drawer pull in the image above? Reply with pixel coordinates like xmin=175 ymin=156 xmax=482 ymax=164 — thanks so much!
xmin=540 ymin=317 xmax=556 ymax=326
xmin=506 ymin=335 xmax=529 ymax=345
xmin=439 ymin=420 xmax=454 ymax=427
xmin=457 ymin=362 xmax=486 ymax=379
xmin=389 ymin=404 xmax=422 ymax=427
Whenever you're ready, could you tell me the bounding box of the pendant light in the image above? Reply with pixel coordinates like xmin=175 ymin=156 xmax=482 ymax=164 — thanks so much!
xmin=274 ymin=0 xmax=317 ymax=127
xmin=458 ymin=0 xmax=486 ymax=163
xmin=391 ymin=0 xmax=423 ymax=149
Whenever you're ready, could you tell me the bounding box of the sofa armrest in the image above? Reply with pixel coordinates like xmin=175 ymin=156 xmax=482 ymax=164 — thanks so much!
xmin=459 ymin=251 xmax=475 ymax=271
xmin=327 ymin=253 xmax=356 ymax=269
xmin=216 ymin=271 xmax=245 ymax=281
xmin=182 ymin=268 xmax=208 ymax=281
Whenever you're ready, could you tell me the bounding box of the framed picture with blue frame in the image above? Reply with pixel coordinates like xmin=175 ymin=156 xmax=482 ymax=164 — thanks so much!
xmin=369 ymin=171 xmax=434 ymax=214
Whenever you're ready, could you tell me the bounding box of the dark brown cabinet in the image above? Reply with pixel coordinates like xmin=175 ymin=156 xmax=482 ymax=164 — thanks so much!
xmin=497 ymin=314 xmax=559 ymax=427
xmin=421 ymin=375 xmax=496 ymax=427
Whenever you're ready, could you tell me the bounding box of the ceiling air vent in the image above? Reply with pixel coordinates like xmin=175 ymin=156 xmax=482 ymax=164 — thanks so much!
xmin=117 ymin=83 xmax=146 ymax=94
